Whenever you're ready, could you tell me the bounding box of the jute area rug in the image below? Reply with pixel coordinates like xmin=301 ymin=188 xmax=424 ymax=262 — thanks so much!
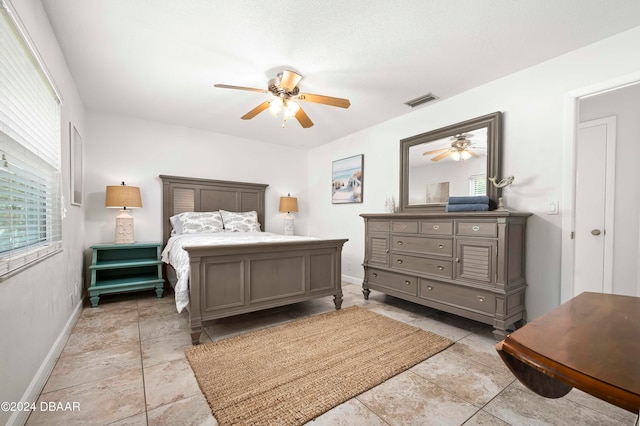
xmin=185 ymin=306 xmax=453 ymax=425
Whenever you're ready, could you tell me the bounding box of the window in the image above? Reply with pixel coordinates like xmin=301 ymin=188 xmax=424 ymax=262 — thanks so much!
xmin=469 ymin=174 xmax=486 ymax=196
xmin=0 ymin=3 xmax=62 ymax=278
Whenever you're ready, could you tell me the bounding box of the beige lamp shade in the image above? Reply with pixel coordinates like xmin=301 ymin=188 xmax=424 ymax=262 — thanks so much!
xmin=279 ymin=195 xmax=298 ymax=213
xmin=105 ymin=182 xmax=142 ymax=209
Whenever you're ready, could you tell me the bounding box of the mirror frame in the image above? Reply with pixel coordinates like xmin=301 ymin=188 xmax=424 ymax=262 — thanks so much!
xmin=399 ymin=111 xmax=502 ymax=212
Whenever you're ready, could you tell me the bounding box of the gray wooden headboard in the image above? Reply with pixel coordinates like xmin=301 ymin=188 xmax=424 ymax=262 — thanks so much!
xmin=159 ymin=175 xmax=268 ymax=245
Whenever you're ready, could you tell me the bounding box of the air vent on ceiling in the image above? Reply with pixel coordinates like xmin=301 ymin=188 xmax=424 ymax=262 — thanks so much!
xmin=404 ymin=93 xmax=439 ymax=108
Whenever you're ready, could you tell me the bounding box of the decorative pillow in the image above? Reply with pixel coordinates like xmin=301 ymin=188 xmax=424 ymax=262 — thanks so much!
xmin=177 ymin=211 xmax=224 ymax=234
xmin=220 ymin=210 xmax=261 ymax=232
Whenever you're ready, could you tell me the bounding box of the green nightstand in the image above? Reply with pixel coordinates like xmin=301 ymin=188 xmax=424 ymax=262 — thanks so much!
xmin=88 ymin=242 xmax=164 ymax=307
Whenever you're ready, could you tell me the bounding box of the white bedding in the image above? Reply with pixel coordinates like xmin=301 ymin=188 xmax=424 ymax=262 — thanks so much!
xmin=161 ymin=232 xmax=318 ymax=312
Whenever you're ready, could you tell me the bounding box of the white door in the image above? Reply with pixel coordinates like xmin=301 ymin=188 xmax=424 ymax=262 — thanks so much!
xmin=572 ymin=117 xmax=616 ymax=296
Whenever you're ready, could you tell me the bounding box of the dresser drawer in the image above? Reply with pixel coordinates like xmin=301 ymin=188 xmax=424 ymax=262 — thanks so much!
xmin=368 ymin=220 xmax=390 ymax=233
xmin=391 ymin=254 xmax=452 ymax=278
xmin=367 ymin=269 xmax=417 ymax=296
xmin=456 ymin=220 xmax=497 ymax=237
xmin=420 ymin=220 xmax=453 ymax=236
xmin=391 ymin=235 xmax=452 ymax=257
xmin=419 ymin=280 xmax=495 ymax=315
xmin=392 ymin=220 xmax=419 ymax=234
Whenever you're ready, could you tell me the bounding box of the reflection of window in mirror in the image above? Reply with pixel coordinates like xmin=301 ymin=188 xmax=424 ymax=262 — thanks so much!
xmin=469 ymin=174 xmax=486 ymax=196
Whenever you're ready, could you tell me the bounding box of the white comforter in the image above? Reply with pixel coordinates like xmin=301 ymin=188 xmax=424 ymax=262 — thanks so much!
xmin=161 ymin=232 xmax=317 ymax=312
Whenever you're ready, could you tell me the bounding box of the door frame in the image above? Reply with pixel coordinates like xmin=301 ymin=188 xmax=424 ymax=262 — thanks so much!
xmin=560 ymin=72 xmax=640 ymax=302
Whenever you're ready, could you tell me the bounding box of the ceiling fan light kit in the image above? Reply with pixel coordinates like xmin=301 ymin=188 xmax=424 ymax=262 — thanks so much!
xmin=215 ymin=70 xmax=350 ymax=129
xmin=423 ymin=133 xmax=479 ymax=162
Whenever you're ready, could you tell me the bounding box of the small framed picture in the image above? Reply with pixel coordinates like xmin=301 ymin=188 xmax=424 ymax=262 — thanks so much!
xmin=70 ymin=123 xmax=83 ymax=206
xmin=332 ymin=154 xmax=363 ymax=204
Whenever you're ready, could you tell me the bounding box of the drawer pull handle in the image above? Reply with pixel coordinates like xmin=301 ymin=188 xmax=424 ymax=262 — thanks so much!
xmin=402 ymin=225 xmax=407 ymax=229
xmin=405 ymin=281 xmax=411 ymax=286
xmin=455 ymin=257 xmax=460 ymax=263
xmin=427 ymin=285 xmax=433 ymax=291
xmin=397 ymin=241 xmax=403 ymax=245
xmin=477 ymin=296 xmax=485 ymax=302
xmin=437 ymin=266 xmax=444 ymax=270
xmin=472 ymin=226 xmax=480 ymax=232
xmin=372 ymin=273 xmax=378 ymax=277
xmin=438 ymin=244 xmax=444 ymax=249
xmin=397 ymin=259 xmax=403 ymax=264
xmin=433 ymin=225 xmax=439 ymax=230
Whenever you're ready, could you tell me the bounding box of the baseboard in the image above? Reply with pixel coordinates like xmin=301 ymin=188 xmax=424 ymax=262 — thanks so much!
xmin=7 ymin=300 xmax=83 ymax=426
xmin=341 ymin=274 xmax=361 ymax=286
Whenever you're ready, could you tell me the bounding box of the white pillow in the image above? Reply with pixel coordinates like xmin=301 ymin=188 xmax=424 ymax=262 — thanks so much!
xmin=169 ymin=214 xmax=183 ymax=235
xmin=177 ymin=211 xmax=224 ymax=234
xmin=220 ymin=210 xmax=261 ymax=232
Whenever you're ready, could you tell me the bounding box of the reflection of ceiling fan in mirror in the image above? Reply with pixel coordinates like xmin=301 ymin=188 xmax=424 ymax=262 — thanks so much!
xmin=423 ymin=133 xmax=482 ymax=162
xmin=214 ymin=70 xmax=350 ymax=128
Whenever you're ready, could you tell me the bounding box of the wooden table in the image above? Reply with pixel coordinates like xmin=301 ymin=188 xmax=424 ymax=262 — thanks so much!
xmin=496 ymin=292 xmax=640 ymax=413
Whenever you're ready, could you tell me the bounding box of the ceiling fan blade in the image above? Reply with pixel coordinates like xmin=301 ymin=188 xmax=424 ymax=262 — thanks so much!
xmin=295 ymin=107 xmax=314 ymax=128
xmin=241 ymin=101 xmax=271 ymax=120
xmin=297 ymin=92 xmax=351 ymax=109
xmin=280 ymin=70 xmax=303 ymax=91
xmin=431 ymin=151 xmax=452 ymax=162
xmin=423 ymin=148 xmax=449 ymax=156
xmin=214 ymin=84 xmax=268 ymax=94
xmin=468 ymin=150 xmax=479 ymax=158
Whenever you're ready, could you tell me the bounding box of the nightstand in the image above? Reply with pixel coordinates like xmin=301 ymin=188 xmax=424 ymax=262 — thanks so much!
xmin=88 ymin=242 xmax=164 ymax=307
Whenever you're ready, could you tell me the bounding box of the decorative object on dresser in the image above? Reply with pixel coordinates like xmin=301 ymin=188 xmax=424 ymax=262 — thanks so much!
xmin=361 ymin=212 xmax=531 ymax=340
xmin=160 ymin=175 xmax=347 ymax=344
xmin=278 ymin=193 xmax=298 ymax=235
xmin=332 ymin=154 xmax=363 ymax=204
xmin=488 ymin=175 xmax=515 ymax=211
xmin=400 ymin=112 xmax=502 ymax=212
xmin=105 ymin=182 xmax=143 ymax=244
xmin=88 ymin=242 xmax=164 ymax=307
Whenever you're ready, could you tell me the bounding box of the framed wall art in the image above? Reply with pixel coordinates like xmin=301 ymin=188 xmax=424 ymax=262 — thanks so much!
xmin=70 ymin=123 xmax=83 ymax=206
xmin=332 ymin=154 xmax=363 ymax=204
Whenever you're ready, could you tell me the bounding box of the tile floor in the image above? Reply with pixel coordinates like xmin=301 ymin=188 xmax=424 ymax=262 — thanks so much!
xmin=26 ymin=283 xmax=637 ymax=425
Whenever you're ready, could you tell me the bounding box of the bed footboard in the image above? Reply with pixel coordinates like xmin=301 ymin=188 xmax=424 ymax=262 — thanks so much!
xmin=185 ymin=239 xmax=348 ymax=344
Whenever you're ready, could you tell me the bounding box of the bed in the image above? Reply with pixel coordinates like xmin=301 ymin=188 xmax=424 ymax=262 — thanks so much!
xmin=160 ymin=175 xmax=348 ymax=344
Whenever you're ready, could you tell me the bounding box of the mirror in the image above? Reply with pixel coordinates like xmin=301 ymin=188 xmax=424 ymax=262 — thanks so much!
xmin=399 ymin=112 xmax=502 ymax=212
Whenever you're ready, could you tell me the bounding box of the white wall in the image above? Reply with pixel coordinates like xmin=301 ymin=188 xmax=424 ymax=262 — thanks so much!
xmin=84 ymin=112 xmax=310 ymax=248
xmin=0 ymin=1 xmax=86 ymax=425
xmin=579 ymin=83 xmax=640 ymax=296
xmin=307 ymin=26 xmax=640 ymax=321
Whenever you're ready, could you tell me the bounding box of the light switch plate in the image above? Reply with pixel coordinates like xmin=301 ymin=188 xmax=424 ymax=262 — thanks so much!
xmin=547 ymin=201 xmax=559 ymax=215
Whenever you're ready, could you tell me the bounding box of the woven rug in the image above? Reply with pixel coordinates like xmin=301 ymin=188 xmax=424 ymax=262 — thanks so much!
xmin=185 ymin=306 xmax=453 ymax=425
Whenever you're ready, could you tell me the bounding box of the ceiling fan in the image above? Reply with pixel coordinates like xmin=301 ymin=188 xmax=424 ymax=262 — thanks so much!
xmin=423 ymin=133 xmax=481 ymax=162
xmin=214 ymin=70 xmax=351 ymax=128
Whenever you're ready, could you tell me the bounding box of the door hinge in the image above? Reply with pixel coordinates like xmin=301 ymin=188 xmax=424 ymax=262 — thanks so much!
xmin=570 ymin=231 xmax=575 ymax=240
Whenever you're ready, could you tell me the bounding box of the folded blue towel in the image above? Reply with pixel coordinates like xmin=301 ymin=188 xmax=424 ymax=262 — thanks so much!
xmin=446 ymin=203 xmax=489 ymax=212
xmin=448 ymin=195 xmax=489 ymax=205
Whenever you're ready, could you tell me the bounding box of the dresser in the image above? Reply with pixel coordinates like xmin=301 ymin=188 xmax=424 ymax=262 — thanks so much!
xmin=88 ymin=242 xmax=164 ymax=307
xmin=361 ymin=212 xmax=531 ymax=339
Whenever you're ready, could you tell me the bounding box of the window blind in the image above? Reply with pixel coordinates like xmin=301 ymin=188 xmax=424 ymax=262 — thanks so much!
xmin=0 ymin=3 xmax=62 ymax=277
xmin=469 ymin=174 xmax=486 ymax=197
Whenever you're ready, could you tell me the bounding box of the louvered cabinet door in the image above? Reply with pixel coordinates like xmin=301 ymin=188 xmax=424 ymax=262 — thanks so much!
xmin=455 ymin=238 xmax=497 ymax=285
xmin=366 ymin=233 xmax=390 ymax=267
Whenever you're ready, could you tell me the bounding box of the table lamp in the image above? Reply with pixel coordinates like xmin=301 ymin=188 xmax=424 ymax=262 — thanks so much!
xmin=279 ymin=194 xmax=298 ymax=236
xmin=105 ymin=182 xmax=142 ymax=243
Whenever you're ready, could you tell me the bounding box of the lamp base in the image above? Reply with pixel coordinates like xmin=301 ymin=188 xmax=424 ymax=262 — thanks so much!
xmin=114 ymin=210 xmax=135 ymax=244
xmin=283 ymin=215 xmax=294 ymax=236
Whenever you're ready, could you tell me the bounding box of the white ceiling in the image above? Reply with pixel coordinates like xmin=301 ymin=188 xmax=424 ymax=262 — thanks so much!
xmin=41 ymin=0 xmax=640 ymax=148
